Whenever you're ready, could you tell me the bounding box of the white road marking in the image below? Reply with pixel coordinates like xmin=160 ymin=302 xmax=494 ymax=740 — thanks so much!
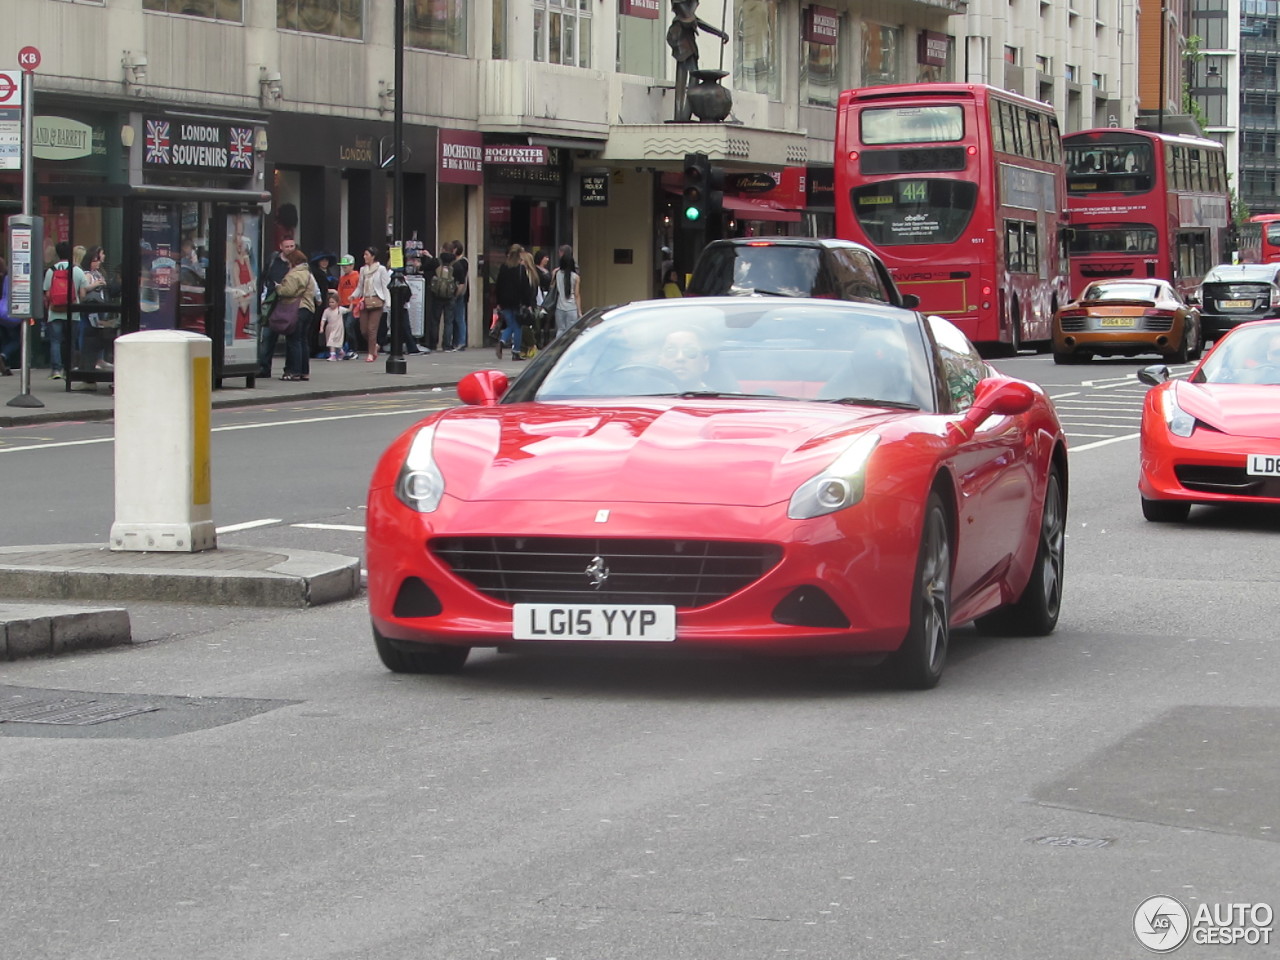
xmin=0 ymin=405 xmax=444 ymax=454
xmin=292 ymin=523 xmax=366 ymax=532
xmin=1068 ymin=432 xmax=1141 ymax=452
xmin=216 ymin=518 xmax=282 ymax=533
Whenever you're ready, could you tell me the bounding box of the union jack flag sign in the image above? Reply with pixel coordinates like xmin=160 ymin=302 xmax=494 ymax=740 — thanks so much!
xmin=229 ymin=127 xmax=253 ymax=170
xmin=145 ymin=120 xmax=171 ymax=164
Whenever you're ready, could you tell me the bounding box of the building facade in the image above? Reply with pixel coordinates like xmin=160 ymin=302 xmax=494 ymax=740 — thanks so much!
xmin=4 ymin=0 xmax=1143 ymax=343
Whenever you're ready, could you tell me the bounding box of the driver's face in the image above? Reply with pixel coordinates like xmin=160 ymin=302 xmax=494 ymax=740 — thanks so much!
xmin=659 ymin=330 xmax=709 ymax=385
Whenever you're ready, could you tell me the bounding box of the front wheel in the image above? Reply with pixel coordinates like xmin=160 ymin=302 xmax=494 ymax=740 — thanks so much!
xmin=374 ymin=626 xmax=470 ymax=674
xmin=1141 ymin=497 xmax=1191 ymax=523
xmin=975 ymin=465 xmax=1065 ymax=637
xmin=887 ymin=494 xmax=952 ymax=689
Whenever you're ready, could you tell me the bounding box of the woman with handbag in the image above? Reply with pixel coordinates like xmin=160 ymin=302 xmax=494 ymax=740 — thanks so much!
xmin=494 ymin=244 xmax=534 ymax=362
xmin=272 ymin=248 xmax=317 ymax=380
xmin=77 ymin=246 xmax=112 ymax=379
xmin=355 ymin=246 xmax=391 ymax=362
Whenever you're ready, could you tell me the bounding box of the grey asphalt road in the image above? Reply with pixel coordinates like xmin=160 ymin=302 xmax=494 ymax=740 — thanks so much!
xmin=1 ymin=360 xmax=1277 ymax=959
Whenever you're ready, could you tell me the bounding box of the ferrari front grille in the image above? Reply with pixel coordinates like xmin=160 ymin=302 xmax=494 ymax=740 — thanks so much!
xmin=431 ymin=537 xmax=784 ymax=608
xmin=1174 ymin=465 xmax=1280 ymax=498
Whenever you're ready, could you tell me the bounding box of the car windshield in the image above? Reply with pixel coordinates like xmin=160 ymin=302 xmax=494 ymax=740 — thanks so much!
xmin=1197 ymin=324 xmax=1280 ymax=386
xmin=1082 ymin=282 xmax=1162 ymax=303
xmin=689 ymin=245 xmax=821 ymax=297
xmin=503 ymin=300 xmax=937 ymax=409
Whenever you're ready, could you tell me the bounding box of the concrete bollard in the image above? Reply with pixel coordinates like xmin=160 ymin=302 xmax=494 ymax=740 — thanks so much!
xmin=109 ymin=330 xmax=217 ymax=553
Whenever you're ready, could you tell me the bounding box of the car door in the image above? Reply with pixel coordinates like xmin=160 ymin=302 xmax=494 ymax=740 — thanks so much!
xmin=929 ymin=317 xmax=1035 ymax=602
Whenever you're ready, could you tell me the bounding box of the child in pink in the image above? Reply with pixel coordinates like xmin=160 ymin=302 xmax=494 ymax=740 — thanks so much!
xmin=321 ymin=292 xmax=345 ymax=360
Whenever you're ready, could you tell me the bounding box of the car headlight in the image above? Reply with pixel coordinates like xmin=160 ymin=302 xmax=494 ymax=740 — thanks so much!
xmin=1160 ymin=388 xmax=1196 ymax=438
xmin=788 ymin=433 xmax=881 ymax=519
xmin=396 ymin=424 xmax=446 ymax=512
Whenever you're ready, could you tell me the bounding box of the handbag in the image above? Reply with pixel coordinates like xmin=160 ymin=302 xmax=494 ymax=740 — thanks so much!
xmin=538 ymin=279 xmax=560 ymax=321
xmin=364 ymin=294 xmax=385 ymax=310
xmin=268 ymin=297 xmax=301 ymax=334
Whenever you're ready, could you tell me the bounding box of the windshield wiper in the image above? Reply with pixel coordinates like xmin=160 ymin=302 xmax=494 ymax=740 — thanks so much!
xmin=820 ymin=396 xmax=920 ymax=410
xmin=675 ymin=391 xmax=788 ymax=400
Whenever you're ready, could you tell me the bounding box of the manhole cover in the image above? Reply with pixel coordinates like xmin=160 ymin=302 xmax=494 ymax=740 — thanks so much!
xmin=0 ymin=694 xmax=158 ymax=726
xmin=1029 ymin=835 xmax=1116 ymax=848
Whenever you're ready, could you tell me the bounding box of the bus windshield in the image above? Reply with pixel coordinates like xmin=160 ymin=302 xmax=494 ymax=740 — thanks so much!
xmin=1065 ymin=141 xmax=1155 ymax=193
xmin=851 ymin=180 xmax=978 ymax=245
xmin=860 ymin=105 xmax=964 ymax=144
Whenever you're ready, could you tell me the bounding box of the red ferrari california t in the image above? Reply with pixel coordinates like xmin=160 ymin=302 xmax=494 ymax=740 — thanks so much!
xmin=367 ymin=298 xmax=1068 ymax=688
xmin=1137 ymin=317 xmax=1280 ymax=522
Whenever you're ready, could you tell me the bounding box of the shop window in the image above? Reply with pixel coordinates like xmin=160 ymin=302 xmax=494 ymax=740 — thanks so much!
xmin=736 ymin=0 xmax=781 ymax=100
xmin=801 ymin=10 xmax=840 ymax=108
xmin=861 ymin=23 xmax=902 ymax=87
xmin=406 ymin=0 xmax=467 ymax=56
xmin=145 ymin=0 xmax=242 ymax=22
xmin=618 ymin=11 xmax=666 ymax=78
xmin=277 ymin=0 xmax=362 ymax=41
xmin=533 ymin=0 xmax=592 ymax=68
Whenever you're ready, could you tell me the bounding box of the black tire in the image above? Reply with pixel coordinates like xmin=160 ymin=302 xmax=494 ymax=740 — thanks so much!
xmin=1141 ymin=497 xmax=1191 ymax=523
xmin=1189 ymin=318 xmax=1204 ymax=360
xmin=374 ymin=626 xmax=470 ymax=674
xmin=888 ymin=494 xmax=952 ymax=689
xmin=1166 ymin=328 xmax=1191 ymax=364
xmin=975 ymin=466 xmax=1065 ymax=637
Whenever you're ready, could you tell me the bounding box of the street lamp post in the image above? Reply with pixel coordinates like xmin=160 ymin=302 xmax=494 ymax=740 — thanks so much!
xmin=385 ymin=0 xmax=407 ymax=375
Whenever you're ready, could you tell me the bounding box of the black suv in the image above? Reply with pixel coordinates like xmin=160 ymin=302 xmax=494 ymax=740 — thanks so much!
xmin=1197 ymin=262 xmax=1280 ymax=339
xmin=686 ymin=237 xmax=919 ymax=309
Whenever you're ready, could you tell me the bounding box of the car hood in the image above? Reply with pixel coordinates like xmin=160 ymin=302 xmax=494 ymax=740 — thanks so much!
xmin=1176 ymin=381 xmax=1280 ymax=439
xmin=428 ymin=401 xmax=903 ymax=507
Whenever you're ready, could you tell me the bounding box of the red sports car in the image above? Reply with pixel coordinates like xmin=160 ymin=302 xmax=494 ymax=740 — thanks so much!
xmin=367 ymin=298 xmax=1068 ymax=688
xmin=1137 ymin=317 xmax=1280 ymax=522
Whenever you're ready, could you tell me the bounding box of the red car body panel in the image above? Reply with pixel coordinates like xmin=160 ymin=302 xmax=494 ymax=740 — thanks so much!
xmin=368 ymin=392 xmax=1065 ymax=659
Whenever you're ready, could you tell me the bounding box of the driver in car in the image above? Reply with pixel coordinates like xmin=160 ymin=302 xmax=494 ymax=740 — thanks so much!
xmin=658 ymin=328 xmax=711 ymax=389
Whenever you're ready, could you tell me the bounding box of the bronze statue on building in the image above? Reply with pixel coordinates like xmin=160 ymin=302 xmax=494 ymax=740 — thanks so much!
xmin=667 ymin=1 xmax=729 ymax=123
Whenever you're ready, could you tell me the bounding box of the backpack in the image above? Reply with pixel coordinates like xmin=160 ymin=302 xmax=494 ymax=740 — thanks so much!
xmin=48 ymin=265 xmax=72 ymax=310
xmin=429 ymin=263 xmax=458 ymax=301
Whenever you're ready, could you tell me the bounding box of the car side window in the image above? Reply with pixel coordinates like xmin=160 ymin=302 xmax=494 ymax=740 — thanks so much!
xmin=831 ymin=250 xmax=889 ymax=303
xmin=927 ymin=315 xmax=988 ymax=412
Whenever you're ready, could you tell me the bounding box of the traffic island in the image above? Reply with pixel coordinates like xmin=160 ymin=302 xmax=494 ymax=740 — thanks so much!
xmin=0 ymin=544 xmax=362 ymax=608
xmin=0 ymin=603 xmax=133 ymax=660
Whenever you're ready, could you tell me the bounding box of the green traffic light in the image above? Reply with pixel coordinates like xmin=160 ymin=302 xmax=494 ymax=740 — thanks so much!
xmin=685 ymin=207 xmax=702 ymax=221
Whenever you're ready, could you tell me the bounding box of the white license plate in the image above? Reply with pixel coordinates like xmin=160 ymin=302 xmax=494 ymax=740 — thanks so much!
xmin=512 ymin=603 xmax=677 ymax=641
xmin=1247 ymin=454 xmax=1280 ymax=477
xmin=1220 ymin=299 xmax=1253 ymax=309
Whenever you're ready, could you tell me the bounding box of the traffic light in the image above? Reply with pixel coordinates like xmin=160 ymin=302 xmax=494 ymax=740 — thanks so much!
xmin=682 ymin=152 xmax=711 ymax=227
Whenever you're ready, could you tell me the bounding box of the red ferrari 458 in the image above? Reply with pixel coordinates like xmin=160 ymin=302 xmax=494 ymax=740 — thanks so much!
xmin=367 ymin=298 xmax=1068 ymax=688
xmin=1138 ymin=317 xmax=1280 ymax=522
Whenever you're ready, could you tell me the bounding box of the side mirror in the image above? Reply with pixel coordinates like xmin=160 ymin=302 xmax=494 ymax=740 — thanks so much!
xmin=1137 ymin=364 xmax=1170 ymax=386
xmin=950 ymin=377 xmax=1035 ymax=439
xmin=899 ymin=293 xmax=921 ymax=310
xmin=457 ymin=370 xmax=510 ymax=406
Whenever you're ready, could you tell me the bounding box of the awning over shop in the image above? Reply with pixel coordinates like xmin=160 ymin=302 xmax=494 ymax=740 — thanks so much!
xmin=721 ymin=195 xmax=802 ymax=223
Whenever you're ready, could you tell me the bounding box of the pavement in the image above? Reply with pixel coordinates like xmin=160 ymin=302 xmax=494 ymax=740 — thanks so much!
xmin=1 ymin=341 xmax=516 ymax=660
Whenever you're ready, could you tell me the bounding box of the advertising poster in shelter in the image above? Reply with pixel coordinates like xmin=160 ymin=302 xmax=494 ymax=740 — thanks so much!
xmin=225 ymin=212 xmax=261 ymax=368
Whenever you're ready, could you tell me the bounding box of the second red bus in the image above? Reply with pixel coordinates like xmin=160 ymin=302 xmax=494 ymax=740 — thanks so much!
xmin=834 ymin=83 xmax=1069 ymax=352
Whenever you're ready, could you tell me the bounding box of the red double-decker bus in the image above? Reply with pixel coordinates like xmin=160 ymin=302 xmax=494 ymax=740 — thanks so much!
xmin=834 ymin=83 xmax=1069 ymax=352
xmin=1237 ymin=213 xmax=1280 ymax=263
xmin=1063 ymin=129 xmax=1231 ymax=298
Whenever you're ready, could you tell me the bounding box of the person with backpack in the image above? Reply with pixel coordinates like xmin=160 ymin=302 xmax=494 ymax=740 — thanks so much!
xmin=42 ymin=242 xmax=84 ymax=380
xmin=427 ymin=249 xmax=457 ymax=352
